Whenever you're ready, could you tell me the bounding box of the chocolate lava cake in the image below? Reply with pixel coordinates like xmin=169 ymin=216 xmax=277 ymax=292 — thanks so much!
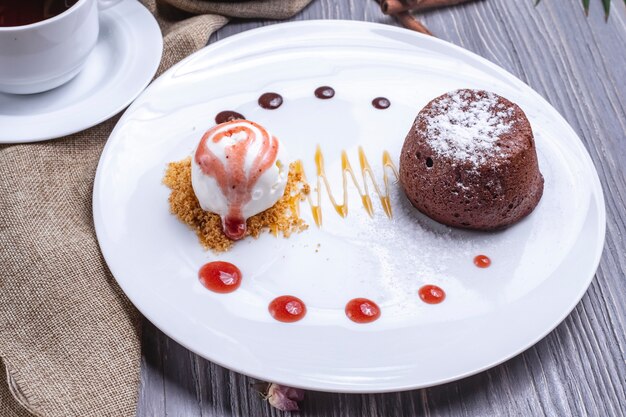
xmin=399 ymin=89 xmax=544 ymax=230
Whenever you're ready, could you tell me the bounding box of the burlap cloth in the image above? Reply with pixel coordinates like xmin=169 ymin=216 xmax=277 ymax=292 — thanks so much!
xmin=0 ymin=0 xmax=312 ymax=415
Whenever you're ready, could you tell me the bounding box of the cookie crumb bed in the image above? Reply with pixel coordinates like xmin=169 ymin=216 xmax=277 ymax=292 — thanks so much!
xmin=163 ymin=157 xmax=308 ymax=252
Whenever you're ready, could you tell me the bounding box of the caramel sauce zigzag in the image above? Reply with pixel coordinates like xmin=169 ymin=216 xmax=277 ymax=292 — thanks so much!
xmin=293 ymin=146 xmax=399 ymax=227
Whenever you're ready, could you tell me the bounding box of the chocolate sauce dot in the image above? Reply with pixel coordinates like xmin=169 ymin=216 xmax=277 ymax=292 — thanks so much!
xmin=314 ymin=86 xmax=335 ymax=99
xmin=215 ymin=110 xmax=245 ymax=124
xmin=372 ymin=97 xmax=390 ymax=109
xmin=258 ymin=92 xmax=283 ymax=110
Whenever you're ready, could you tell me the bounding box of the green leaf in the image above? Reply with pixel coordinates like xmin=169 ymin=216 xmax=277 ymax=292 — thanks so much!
xmin=582 ymin=0 xmax=590 ymax=15
xmin=602 ymin=0 xmax=611 ymax=19
xmin=534 ymin=0 xmax=620 ymax=18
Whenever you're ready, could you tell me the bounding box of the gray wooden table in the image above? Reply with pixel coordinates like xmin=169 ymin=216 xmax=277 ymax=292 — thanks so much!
xmin=137 ymin=1 xmax=626 ymax=415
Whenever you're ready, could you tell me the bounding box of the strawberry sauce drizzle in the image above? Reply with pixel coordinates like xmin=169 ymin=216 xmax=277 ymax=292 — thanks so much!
xmin=195 ymin=120 xmax=279 ymax=240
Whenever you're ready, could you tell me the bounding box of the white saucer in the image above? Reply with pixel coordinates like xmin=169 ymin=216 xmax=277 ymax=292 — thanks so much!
xmin=0 ymin=0 xmax=162 ymax=143
xmin=94 ymin=21 xmax=605 ymax=393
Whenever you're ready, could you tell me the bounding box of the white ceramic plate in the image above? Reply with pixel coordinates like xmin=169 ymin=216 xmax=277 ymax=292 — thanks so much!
xmin=0 ymin=0 xmax=162 ymax=143
xmin=93 ymin=21 xmax=605 ymax=393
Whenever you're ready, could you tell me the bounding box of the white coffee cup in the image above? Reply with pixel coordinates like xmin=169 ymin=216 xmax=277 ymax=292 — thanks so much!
xmin=0 ymin=0 xmax=116 ymax=95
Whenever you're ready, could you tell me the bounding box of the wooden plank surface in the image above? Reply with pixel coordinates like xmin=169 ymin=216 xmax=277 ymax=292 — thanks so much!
xmin=138 ymin=0 xmax=626 ymax=415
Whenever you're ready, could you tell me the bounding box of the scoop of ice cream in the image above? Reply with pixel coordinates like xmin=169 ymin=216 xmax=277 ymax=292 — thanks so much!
xmin=191 ymin=120 xmax=288 ymax=240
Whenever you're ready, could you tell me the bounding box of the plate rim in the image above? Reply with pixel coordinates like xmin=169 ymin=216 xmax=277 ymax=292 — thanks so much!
xmin=93 ymin=19 xmax=606 ymax=393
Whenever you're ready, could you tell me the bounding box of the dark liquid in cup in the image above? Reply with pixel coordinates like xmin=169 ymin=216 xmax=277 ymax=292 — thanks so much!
xmin=0 ymin=0 xmax=78 ymax=27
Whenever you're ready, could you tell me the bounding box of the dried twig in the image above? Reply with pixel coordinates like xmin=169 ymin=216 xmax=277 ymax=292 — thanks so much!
xmin=382 ymin=0 xmax=473 ymax=14
xmin=394 ymin=11 xmax=433 ymax=35
xmin=376 ymin=0 xmax=432 ymax=35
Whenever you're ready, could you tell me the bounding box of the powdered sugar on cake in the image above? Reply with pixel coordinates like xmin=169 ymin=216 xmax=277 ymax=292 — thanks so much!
xmin=423 ymin=90 xmax=514 ymax=166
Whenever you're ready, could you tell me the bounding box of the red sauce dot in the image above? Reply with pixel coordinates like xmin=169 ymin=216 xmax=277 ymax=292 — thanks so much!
xmin=474 ymin=255 xmax=491 ymax=268
xmin=418 ymin=285 xmax=446 ymax=304
xmin=269 ymin=295 xmax=307 ymax=323
xmin=345 ymin=298 xmax=380 ymax=323
xmin=198 ymin=261 xmax=242 ymax=293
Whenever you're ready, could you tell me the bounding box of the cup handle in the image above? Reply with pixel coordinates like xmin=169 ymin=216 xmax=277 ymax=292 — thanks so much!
xmin=98 ymin=0 xmax=123 ymax=11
